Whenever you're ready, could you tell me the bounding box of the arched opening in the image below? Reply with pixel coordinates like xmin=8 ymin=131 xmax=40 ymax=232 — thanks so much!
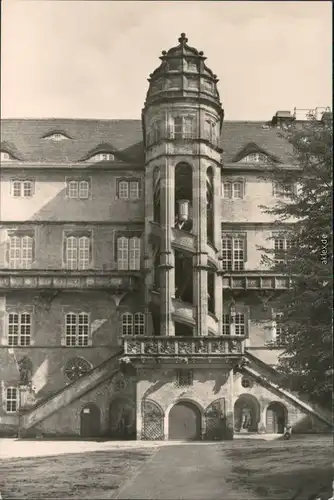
xmin=168 ymin=401 xmax=201 ymax=441
xmin=234 ymin=394 xmax=260 ymax=433
xmin=174 ymin=163 xmax=193 ymax=232
xmin=109 ymin=398 xmax=136 ymax=440
xmin=153 ymin=167 xmax=161 ymax=224
xmin=206 ymin=167 xmax=214 ymax=245
xmin=266 ymin=402 xmax=287 ymax=434
xmin=80 ymin=403 xmax=101 ymax=438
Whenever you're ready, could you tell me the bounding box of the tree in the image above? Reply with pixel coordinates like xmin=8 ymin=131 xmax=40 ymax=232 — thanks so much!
xmin=259 ymin=112 xmax=333 ymax=410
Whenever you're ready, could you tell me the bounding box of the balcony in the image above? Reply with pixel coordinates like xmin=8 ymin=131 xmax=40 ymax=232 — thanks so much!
xmin=123 ymin=335 xmax=244 ymax=363
xmin=0 ymin=270 xmax=140 ymax=291
xmin=222 ymin=272 xmax=292 ymax=290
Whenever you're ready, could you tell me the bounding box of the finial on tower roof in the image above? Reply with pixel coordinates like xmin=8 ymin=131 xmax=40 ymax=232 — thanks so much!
xmin=178 ymin=33 xmax=188 ymax=44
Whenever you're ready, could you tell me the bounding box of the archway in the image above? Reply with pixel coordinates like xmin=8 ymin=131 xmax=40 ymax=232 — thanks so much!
xmin=168 ymin=401 xmax=201 ymax=441
xmin=80 ymin=403 xmax=101 ymax=438
xmin=109 ymin=398 xmax=136 ymax=440
xmin=234 ymin=394 xmax=260 ymax=433
xmin=266 ymin=402 xmax=287 ymax=434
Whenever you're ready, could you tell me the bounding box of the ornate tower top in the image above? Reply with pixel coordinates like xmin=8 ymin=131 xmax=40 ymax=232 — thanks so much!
xmin=144 ymin=33 xmax=223 ymax=118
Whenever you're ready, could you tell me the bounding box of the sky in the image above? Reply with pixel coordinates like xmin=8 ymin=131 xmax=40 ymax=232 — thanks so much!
xmin=1 ymin=1 xmax=332 ymax=121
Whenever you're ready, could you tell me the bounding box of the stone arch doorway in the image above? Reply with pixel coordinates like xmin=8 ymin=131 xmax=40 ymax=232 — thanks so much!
xmin=168 ymin=401 xmax=201 ymax=441
xmin=234 ymin=394 xmax=260 ymax=433
xmin=266 ymin=402 xmax=287 ymax=434
xmin=109 ymin=398 xmax=136 ymax=440
xmin=80 ymin=403 xmax=101 ymax=438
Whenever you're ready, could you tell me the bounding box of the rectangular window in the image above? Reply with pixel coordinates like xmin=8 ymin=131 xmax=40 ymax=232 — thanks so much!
xmin=117 ymin=236 xmax=141 ymax=270
xmin=222 ymin=314 xmax=231 ymax=335
xmin=65 ymin=235 xmax=91 ymax=270
xmin=222 ymin=237 xmax=245 ymax=271
xmin=175 ymin=369 xmax=193 ymax=388
xmin=174 ymin=117 xmax=183 ymax=139
xmin=11 ymin=180 xmax=34 ymax=198
xmin=223 ymin=182 xmax=244 ymax=199
xmin=234 ymin=314 xmax=245 ymax=335
xmin=183 ymin=117 xmax=195 ymax=139
xmin=273 ymin=236 xmax=295 ymax=264
xmin=121 ymin=313 xmax=133 ymax=335
xmin=9 ymin=235 xmax=34 ymax=269
xmin=5 ymin=387 xmax=19 ymax=413
xmin=117 ymin=180 xmax=140 ymax=200
xmin=273 ymin=182 xmax=295 ymax=199
xmin=67 ymin=179 xmax=90 ymax=199
xmin=65 ymin=313 xmax=90 ymax=346
xmin=134 ymin=313 xmax=145 ymax=335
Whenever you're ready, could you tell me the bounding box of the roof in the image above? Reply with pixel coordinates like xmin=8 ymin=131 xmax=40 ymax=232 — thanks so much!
xmin=0 ymin=118 xmax=293 ymax=165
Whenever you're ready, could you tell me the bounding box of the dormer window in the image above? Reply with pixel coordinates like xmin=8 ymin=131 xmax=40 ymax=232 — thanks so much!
xmin=239 ymin=153 xmax=269 ymax=163
xmin=88 ymin=153 xmax=115 ymax=162
xmin=43 ymin=133 xmax=69 ymax=141
xmin=1 ymin=151 xmax=15 ymax=161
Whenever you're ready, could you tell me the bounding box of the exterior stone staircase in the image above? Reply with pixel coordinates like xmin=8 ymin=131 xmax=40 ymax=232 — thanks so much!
xmin=242 ymin=352 xmax=333 ymax=429
xmin=19 ymin=349 xmax=123 ymax=432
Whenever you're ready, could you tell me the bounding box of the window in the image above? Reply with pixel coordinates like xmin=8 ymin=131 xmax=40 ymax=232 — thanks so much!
xmin=172 ymin=116 xmax=196 ymax=139
xmin=274 ymin=312 xmax=287 ymax=346
xmin=175 ymin=369 xmax=193 ymax=388
xmin=121 ymin=312 xmax=145 ymax=335
xmin=221 ymin=236 xmax=245 ymax=271
xmin=117 ymin=179 xmax=140 ymax=200
xmin=240 ymin=153 xmax=269 ymax=163
xmin=65 ymin=235 xmax=91 ymax=270
xmin=222 ymin=314 xmax=231 ymax=335
xmin=117 ymin=236 xmax=141 ymax=270
xmin=67 ymin=179 xmax=90 ymax=199
xmin=134 ymin=312 xmax=145 ymax=335
xmin=235 ymin=314 xmax=245 ymax=335
xmin=273 ymin=236 xmax=294 ymax=264
xmin=5 ymin=387 xmax=19 ymax=413
xmin=7 ymin=312 xmax=31 ymax=346
xmin=65 ymin=313 xmax=90 ymax=346
xmin=204 ymin=119 xmax=218 ymax=145
xmin=273 ymin=182 xmax=295 ymax=199
xmin=64 ymin=357 xmax=91 ymax=381
xmin=222 ymin=313 xmax=246 ymax=336
xmin=9 ymin=235 xmax=34 ymax=269
xmin=88 ymin=153 xmax=114 ymax=162
xmin=223 ymin=182 xmax=244 ymax=199
xmin=11 ymin=180 xmax=34 ymax=198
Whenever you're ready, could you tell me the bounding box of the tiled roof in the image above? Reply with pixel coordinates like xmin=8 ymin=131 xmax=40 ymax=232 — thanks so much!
xmin=0 ymin=118 xmax=293 ymax=164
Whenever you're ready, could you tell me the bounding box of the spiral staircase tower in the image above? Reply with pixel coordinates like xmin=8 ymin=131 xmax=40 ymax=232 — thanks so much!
xmin=142 ymin=33 xmax=228 ymax=340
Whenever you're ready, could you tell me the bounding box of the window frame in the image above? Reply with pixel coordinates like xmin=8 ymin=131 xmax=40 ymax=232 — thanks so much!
xmin=8 ymin=233 xmax=34 ymax=269
xmin=66 ymin=178 xmax=91 ymax=200
xmin=7 ymin=311 xmax=32 ymax=346
xmin=11 ymin=179 xmax=34 ymax=198
xmin=64 ymin=233 xmax=92 ymax=270
xmin=117 ymin=235 xmax=141 ymax=271
xmin=116 ymin=178 xmax=141 ymax=200
xmin=223 ymin=180 xmax=244 ymax=199
xmin=5 ymin=387 xmax=19 ymax=413
xmin=221 ymin=234 xmax=246 ymax=271
xmin=64 ymin=312 xmax=90 ymax=347
xmin=272 ymin=181 xmax=296 ymax=199
xmin=175 ymin=369 xmax=194 ymax=388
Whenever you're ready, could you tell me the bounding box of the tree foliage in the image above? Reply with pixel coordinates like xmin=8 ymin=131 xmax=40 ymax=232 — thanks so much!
xmin=259 ymin=113 xmax=333 ymax=410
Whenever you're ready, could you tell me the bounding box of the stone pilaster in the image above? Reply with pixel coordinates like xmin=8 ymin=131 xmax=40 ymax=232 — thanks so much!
xmin=159 ymin=160 xmax=175 ymax=336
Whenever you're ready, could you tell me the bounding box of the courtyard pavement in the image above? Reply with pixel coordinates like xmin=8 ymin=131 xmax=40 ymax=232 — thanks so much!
xmin=115 ymin=443 xmax=257 ymax=500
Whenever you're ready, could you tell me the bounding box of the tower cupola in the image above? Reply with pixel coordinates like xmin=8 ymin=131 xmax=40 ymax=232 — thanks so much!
xmin=144 ymin=33 xmax=223 ymax=119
